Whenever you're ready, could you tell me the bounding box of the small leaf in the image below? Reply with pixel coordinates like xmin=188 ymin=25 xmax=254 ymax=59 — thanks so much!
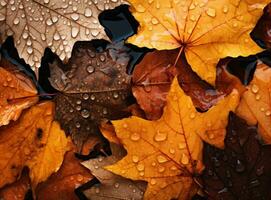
xmin=127 ymin=0 xmax=268 ymax=84
xmin=236 ymin=63 xmax=271 ymax=143
xmin=82 ymin=143 xmax=146 ymax=200
xmin=0 ymin=0 xmax=126 ymax=71
xmin=106 ymin=77 xmax=239 ymax=200
xmin=201 ymin=113 xmax=271 ymax=199
xmin=0 ymin=101 xmax=71 ymax=189
xmin=49 ymin=41 xmax=132 ymax=150
xmin=0 ymin=59 xmax=38 ymax=126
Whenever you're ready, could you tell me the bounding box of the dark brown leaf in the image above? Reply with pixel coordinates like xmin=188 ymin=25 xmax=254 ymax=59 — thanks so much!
xmin=49 ymin=41 xmax=132 ymax=150
xmin=201 ymin=113 xmax=271 ymax=200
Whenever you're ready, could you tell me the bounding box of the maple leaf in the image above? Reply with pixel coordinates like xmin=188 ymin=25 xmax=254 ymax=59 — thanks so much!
xmin=0 ymin=0 xmax=126 ymax=72
xmin=251 ymin=3 xmax=271 ymax=48
xmin=49 ymin=41 xmax=132 ymax=150
xmin=0 ymin=58 xmax=38 ymax=126
xmin=105 ymin=77 xmax=239 ymax=200
xmin=201 ymin=113 xmax=271 ymax=200
xmin=36 ymin=150 xmax=93 ymax=200
xmin=236 ymin=63 xmax=271 ymax=143
xmin=0 ymin=171 xmax=30 ymax=200
xmin=132 ymin=50 xmax=242 ymax=120
xmin=0 ymin=101 xmax=71 ymax=189
xmin=127 ymin=0 xmax=268 ymax=84
xmin=81 ymin=143 xmax=147 ymax=200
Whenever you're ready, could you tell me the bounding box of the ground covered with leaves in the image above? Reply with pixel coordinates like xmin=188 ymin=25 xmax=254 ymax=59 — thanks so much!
xmin=0 ymin=0 xmax=271 ymax=200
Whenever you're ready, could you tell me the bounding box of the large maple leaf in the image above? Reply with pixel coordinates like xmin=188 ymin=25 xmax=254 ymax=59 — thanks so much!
xmin=105 ymin=77 xmax=239 ymax=200
xmin=0 ymin=0 xmax=126 ymax=72
xmin=0 ymin=101 xmax=71 ymax=189
xmin=127 ymin=0 xmax=268 ymax=84
xmin=236 ymin=62 xmax=271 ymax=143
xmin=49 ymin=42 xmax=132 ymax=150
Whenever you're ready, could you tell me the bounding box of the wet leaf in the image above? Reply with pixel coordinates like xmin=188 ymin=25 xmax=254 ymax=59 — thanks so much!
xmin=251 ymin=3 xmax=271 ymax=49
xmin=132 ymin=50 xmax=242 ymax=120
xmin=0 ymin=59 xmax=38 ymax=126
xmin=105 ymin=77 xmax=239 ymax=200
xmin=36 ymin=150 xmax=93 ymax=200
xmin=0 ymin=0 xmax=126 ymax=72
xmin=236 ymin=63 xmax=271 ymax=143
xmin=201 ymin=113 xmax=271 ymax=200
xmin=127 ymin=0 xmax=268 ymax=84
xmin=0 ymin=171 xmax=30 ymax=200
xmin=49 ymin=41 xmax=132 ymax=151
xmin=0 ymin=101 xmax=71 ymax=189
xmin=82 ymin=143 xmax=146 ymax=200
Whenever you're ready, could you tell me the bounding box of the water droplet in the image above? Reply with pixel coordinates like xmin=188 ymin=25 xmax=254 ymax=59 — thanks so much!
xmin=82 ymin=94 xmax=89 ymax=100
xmin=77 ymin=175 xmax=83 ymax=182
xmin=251 ymin=84 xmax=259 ymax=93
xmin=69 ymin=108 xmax=74 ymax=113
xmin=114 ymin=182 xmax=120 ymax=188
xmin=76 ymin=105 xmax=81 ymax=111
xmin=190 ymin=113 xmax=196 ymax=119
xmin=75 ymin=122 xmax=81 ymax=128
xmin=157 ymin=155 xmax=168 ymax=163
xmin=84 ymin=8 xmax=92 ymax=17
xmin=178 ymin=143 xmax=186 ymax=149
xmin=235 ymin=160 xmax=245 ymax=173
xmin=255 ymin=94 xmax=261 ymax=100
xmin=136 ymin=164 xmax=145 ymax=171
xmin=94 ymin=165 xmax=99 ymax=169
xmin=151 ymin=162 xmax=156 ymax=167
xmin=206 ymin=8 xmax=216 ymax=17
xmin=44 ymin=0 xmax=49 ymax=3
xmin=151 ymin=17 xmax=158 ymax=25
xmin=139 ymin=171 xmax=144 ymax=176
xmin=99 ymin=54 xmax=106 ymax=62
xmin=91 ymin=30 xmax=99 ymax=37
xmin=170 ymin=166 xmax=177 ymax=171
xmin=223 ymin=5 xmax=228 ymax=13
xmin=132 ymin=155 xmax=139 ymax=163
xmin=190 ymin=15 xmax=196 ymax=22
xmin=52 ymin=16 xmax=58 ymax=23
xmin=71 ymin=13 xmax=79 ymax=21
xmin=86 ymin=65 xmax=95 ymax=74
xmin=113 ymin=92 xmax=119 ymax=99
xmin=136 ymin=4 xmax=145 ymax=12
xmin=81 ymin=109 xmax=90 ymax=118
xmin=154 ymin=130 xmax=167 ymax=142
xmin=260 ymin=107 xmax=265 ymax=112
xmin=130 ymin=133 xmax=140 ymax=141
xmin=95 ymin=187 xmax=100 ymax=194
xmin=46 ymin=18 xmax=53 ymax=26
xmin=181 ymin=153 xmax=189 ymax=165
xmin=189 ymin=3 xmax=196 ymax=10
xmin=0 ymin=13 xmax=5 ymax=21
xmin=71 ymin=27 xmax=79 ymax=38
xmin=53 ymin=32 xmax=60 ymax=41
xmin=265 ymin=110 xmax=271 ymax=116
xmin=27 ymin=47 xmax=33 ymax=54
xmin=150 ymin=179 xmax=157 ymax=185
xmin=158 ymin=166 xmax=165 ymax=173
xmin=102 ymin=108 xmax=108 ymax=115
xmin=169 ymin=148 xmax=175 ymax=154
xmin=90 ymin=94 xmax=95 ymax=100
xmin=13 ymin=17 xmax=20 ymax=25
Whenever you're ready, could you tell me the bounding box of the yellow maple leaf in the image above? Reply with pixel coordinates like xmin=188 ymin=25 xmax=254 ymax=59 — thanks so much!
xmin=105 ymin=77 xmax=239 ymax=200
xmin=0 ymin=59 xmax=38 ymax=127
xmin=127 ymin=0 xmax=268 ymax=84
xmin=0 ymin=101 xmax=71 ymax=189
xmin=236 ymin=63 xmax=271 ymax=143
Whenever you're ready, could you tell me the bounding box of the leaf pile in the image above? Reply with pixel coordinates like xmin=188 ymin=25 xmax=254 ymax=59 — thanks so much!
xmin=1 ymin=0 xmax=271 ymax=200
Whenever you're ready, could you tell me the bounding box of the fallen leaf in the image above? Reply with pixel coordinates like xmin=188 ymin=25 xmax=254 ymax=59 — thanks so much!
xmin=36 ymin=150 xmax=93 ymax=200
xmin=0 ymin=101 xmax=71 ymax=189
xmin=251 ymin=3 xmax=271 ymax=48
xmin=0 ymin=58 xmax=38 ymax=126
xmin=0 ymin=0 xmax=126 ymax=72
xmin=100 ymin=122 xmax=121 ymax=145
xmin=201 ymin=113 xmax=271 ymax=200
xmin=127 ymin=0 xmax=268 ymax=84
xmin=0 ymin=170 xmax=30 ymax=200
xmin=82 ymin=143 xmax=146 ymax=200
xmin=106 ymin=77 xmax=239 ymax=200
xmin=236 ymin=63 xmax=271 ymax=143
xmin=49 ymin=41 xmax=132 ymax=150
xmin=132 ymin=50 xmax=241 ymax=120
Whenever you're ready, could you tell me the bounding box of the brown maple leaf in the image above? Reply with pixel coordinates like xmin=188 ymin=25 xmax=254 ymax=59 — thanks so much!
xmin=49 ymin=41 xmax=132 ymax=151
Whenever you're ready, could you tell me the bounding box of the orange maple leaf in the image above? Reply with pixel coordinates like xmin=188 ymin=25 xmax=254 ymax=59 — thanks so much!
xmin=236 ymin=63 xmax=271 ymax=143
xmin=127 ymin=0 xmax=268 ymax=84
xmin=105 ymin=77 xmax=239 ymax=200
